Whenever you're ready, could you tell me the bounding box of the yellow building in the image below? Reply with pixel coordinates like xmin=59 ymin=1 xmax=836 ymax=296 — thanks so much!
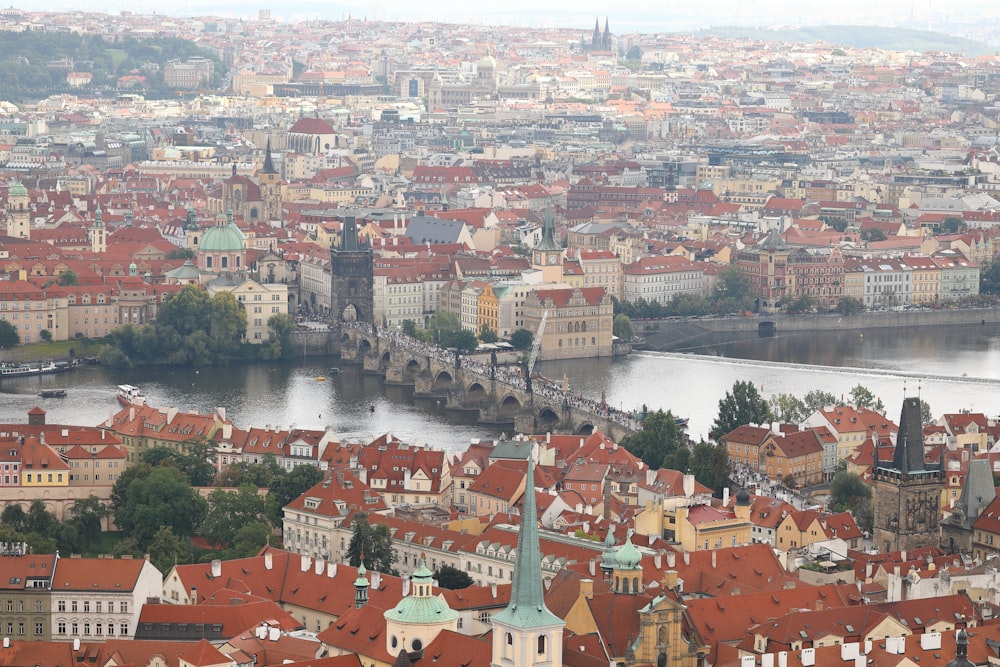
xmin=477 ymin=282 xmax=499 ymax=335
xmin=523 ymin=286 xmax=614 ymax=361
xmin=19 ymin=437 xmax=70 ymax=487
xmin=670 ymin=491 xmax=752 ymax=552
xmin=0 ymin=279 xmax=70 ymax=344
xmin=904 ymin=256 xmax=942 ymax=305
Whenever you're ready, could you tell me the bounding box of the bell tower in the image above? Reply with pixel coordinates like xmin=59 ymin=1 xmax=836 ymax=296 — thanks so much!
xmin=531 ymin=207 xmax=563 ymax=283
xmin=330 ymin=216 xmax=374 ymax=337
xmin=5 ymin=181 xmax=30 ymax=239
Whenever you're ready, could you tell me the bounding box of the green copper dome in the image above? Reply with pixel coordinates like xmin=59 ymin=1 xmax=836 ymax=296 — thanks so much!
xmin=383 ymin=560 xmax=458 ymax=625
xmin=615 ymin=531 xmax=642 ymax=571
xmin=7 ymin=182 xmax=27 ymax=197
xmin=354 ymin=562 xmax=369 ymax=589
xmin=200 ymin=215 xmax=244 ymax=253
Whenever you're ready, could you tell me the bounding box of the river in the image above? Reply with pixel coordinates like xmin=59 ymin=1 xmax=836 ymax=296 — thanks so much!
xmin=1 ymin=323 xmax=999 ymax=449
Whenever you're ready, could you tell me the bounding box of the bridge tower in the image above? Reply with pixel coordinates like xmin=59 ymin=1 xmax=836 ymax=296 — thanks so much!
xmin=330 ymin=216 xmax=374 ymax=337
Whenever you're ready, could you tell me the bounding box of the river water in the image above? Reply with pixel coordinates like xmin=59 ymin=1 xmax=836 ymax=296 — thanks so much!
xmin=1 ymin=323 xmax=999 ymax=449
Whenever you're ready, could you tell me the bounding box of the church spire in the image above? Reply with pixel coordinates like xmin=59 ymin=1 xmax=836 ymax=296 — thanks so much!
xmin=893 ymin=395 xmax=927 ymax=474
xmin=262 ymin=136 xmax=277 ymax=174
xmin=493 ymin=457 xmax=562 ymax=629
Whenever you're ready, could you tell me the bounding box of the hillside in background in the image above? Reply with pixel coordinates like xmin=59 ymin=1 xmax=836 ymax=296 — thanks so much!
xmin=0 ymin=31 xmax=225 ymax=101
xmin=704 ymin=25 xmax=993 ymax=57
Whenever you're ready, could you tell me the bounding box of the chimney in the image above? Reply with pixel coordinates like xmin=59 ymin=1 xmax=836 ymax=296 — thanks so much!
xmin=490 ymin=583 xmax=497 ymax=598
xmin=264 ymin=551 xmax=273 ymax=570
xmin=582 ymin=521 xmax=590 ymax=534
xmin=190 ymin=586 xmax=197 ymax=604
xmin=711 ymin=550 xmax=717 ymax=568
xmin=865 ymin=562 xmax=873 ymax=579
xmin=588 ymin=559 xmax=596 ymax=576
xmin=222 ymin=423 xmax=233 ymax=439
xmin=901 ymin=550 xmax=907 ymax=562
xmin=654 ymin=551 xmax=663 ymax=569
xmin=663 ymin=570 xmax=678 ymax=590
xmin=402 ymin=577 xmax=411 ymax=597
xmin=683 ymin=551 xmax=690 ymax=566
xmin=723 ymin=487 xmax=730 ymax=506
xmin=580 ymin=578 xmax=594 ymax=600
xmin=683 ymin=474 xmax=694 ymax=498
xmin=666 ymin=551 xmax=676 ymax=568
xmin=130 ymin=406 xmax=135 ymax=422
xmin=300 ymin=554 xmax=311 ymax=572
xmin=211 ymin=559 xmax=222 ymax=578
xmin=73 ymin=638 xmax=80 ymax=651
xmin=778 ymin=651 xmax=788 ymax=667
xmin=315 ymin=558 xmax=324 ymax=575
xmin=327 ymin=562 xmax=337 ymax=578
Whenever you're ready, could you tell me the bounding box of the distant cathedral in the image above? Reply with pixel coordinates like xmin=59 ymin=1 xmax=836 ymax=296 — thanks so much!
xmin=591 ymin=17 xmax=612 ymax=52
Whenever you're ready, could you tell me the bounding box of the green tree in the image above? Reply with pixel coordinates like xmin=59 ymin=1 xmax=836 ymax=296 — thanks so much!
xmin=620 ymin=409 xmax=689 ymax=470
xmin=434 ymin=563 xmax=474 ymax=589
xmin=837 ymin=296 xmax=864 ymax=315
xmin=802 ymin=390 xmax=838 ymax=414
xmin=166 ymin=247 xmax=196 ymax=260
xmin=199 ymin=485 xmax=268 ymax=547
xmin=25 ymin=500 xmax=59 ymax=536
xmin=769 ymin=393 xmax=807 ymax=423
xmin=939 ymin=217 xmax=964 ymax=234
xmin=139 ymin=439 xmax=216 ymax=487
xmin=346 ymin=514 xmax=398 ymax=575
xmin=849 ymin=384 xmax=885 ymax=414
xmin=1 ymin=504 xmax=26 ymax=533
xmin=66 ymin=495 xmax=109 ymax=552
xmin=478 ymin=324 xmax=499 ymax=344
xmin=861 ymin=227 xmax=887 ymax=242
xmin=711 ymin=265 xmax=755 ymax=314
xmin=401 ymin=319 xmax=420 ymax=338
xmin=147 ymin=526 xmax=195 ymax=574
xmin=261 ymin=313 xmax=294 ymax=360
xmin=981 ymin=262 xmax=1000 ymax=295
xmin=688 ymin=441 xmax=730 ymax=491
xmin=110 ymin=462 xmax=153 ymax=515
xmin=712 ymin=380 xmax=772 ymax=439
xmin=267 ymin=465 xmax=324 ymax=525
xmin=39 ymin=329 xmax=52 ymax=342
xmin=425 ymin=310 xmax=463 ymax=347
xmin=450 ymin=328 xmax=479 ymax=353
xmin=509 ymin=328 xmax=533 ymax=350
xmin=613 ymin=314 xmax=635 ymax=340
xmin=57 ymin=269 xmax=79 ymax=286
xmin=0 ymin=320 xmax=20 ymax=348
xmin=207 ymin=291 xmax=248 ymax=357
xmin=829 ymin=469 xmax=872 ymax=531
xmin=115 ymin=466 xmax=207 ymax=549
xmin=215 ymin=457 xmax=284 ymax=488
xmin=228 ymin=520 xmax=272 ymax=559
xmin=782 ymin=294 xmax=815 ymax=314
xmin=920 ymin=399 xmax=933 ymax=424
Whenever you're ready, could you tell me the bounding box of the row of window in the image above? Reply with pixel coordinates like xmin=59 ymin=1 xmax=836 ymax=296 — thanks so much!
xmin=56 ymin=621 xmax=129 ymax=636
xmin=4 ymin=621 xmax=43 ymax=635
xmin=57 ymin=600 xmax=128 ymax=613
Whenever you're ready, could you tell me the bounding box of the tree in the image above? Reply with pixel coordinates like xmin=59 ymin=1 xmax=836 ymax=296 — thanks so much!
xmin=434 ymin=563 xmax=474 ymax=589
xmin=940 ymin=217 xmax=964 ymax=234
xmin=425 ymin=310 xmax=463 ymax=347
xmin=147 ymin=526 xmax=195 ymax=574
xmin=829 ymin=469 xmax=872 ymax=531
xmin=214 ymin=457 xmax=284 ymax=488
xmin=110 ymin=462 xmax=153 ymax=515
xmin=711 ymin=265 xmax=755 ymax=314
xmin=261 ymin=313 xmax=294 ymax=359
xmin=0 ymin=320 xmax=20 ymax=348
xmin=1 ymin=504 xmax=26 ymax=533
xmin=769 ymin=393 xmax=807 ymax=423
xmin=861 ymin=228 xmax=887 ymax=242
xmin=25 ymin=500 xmax=59 ymax=536
xmin=802 ymin=390 xmax=838 ymax=414
xmin=199 ymin=485 xmax=268 ymax=547
xmin=57 ymin=269 xmax=79 ymax=286
xmin=849 ymin=384 xmax=885 ymax=414
xmin=688 ymin=441 xmax=730 ymax=492
xmin=613 ymin=314 xmax=635 ymax=340
xmin=267 ymin=465 xmax=324 ymax=526
xmin=782 ymin=294 xmax=815 ymax=314
xmin=981 ymin=262 xmax=1000 ymax=295
xmin=140 ymin=439 xmax=216 ymax=487
xmin=478 ymin=324 xmax=498 ymax=344
xmin=509 ymin=328 xmax=533 ymax=350
xmin=450 ymin=328 xmax=479 ymax=353
xmin=66 ymin=495 xmax=109 ymax=551
xmin=39 ymin=329 xmax=52 ymax=342
xmin=346 ymin=514 xmax=397 ymax=575
xmin=166 ymin=247 xmax=196 ymax=260
xmin=401 ymin=319 xmax=420 ymax=339
xmin=920 ymin=399 xmax=933 ymax=424
xmin=712 ymin=380 xmax=772 ymax=440
xmin=620 ymin=409 xmax=689 ymax=470
xmin=114 ymin=466 xmax=206 ymax=549
xmin=837 ymin=296 xmax=864 ymax=315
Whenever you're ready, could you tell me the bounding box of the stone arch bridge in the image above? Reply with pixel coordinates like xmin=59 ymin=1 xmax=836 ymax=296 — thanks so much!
xmin=340 ymin=327 xmax=637 ymax=442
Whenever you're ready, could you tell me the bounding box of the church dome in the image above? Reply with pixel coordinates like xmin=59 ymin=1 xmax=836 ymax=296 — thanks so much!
xmin=478 ymin=54 xmax=497 ymax=70
xmin=383 ymin=560 xmax=458 ymax=625
xmin=7 ymin=182 xmax=27 ymax=197
xmin=200 ymin=215 xmax=244 ymax=253
xmin=736 ymin=489 xmax=751 ymax=506
xmin=615 ymin=531 xmax=642 ymax=571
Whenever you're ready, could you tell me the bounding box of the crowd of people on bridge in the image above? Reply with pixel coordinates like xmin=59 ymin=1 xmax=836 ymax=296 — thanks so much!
xmin=345 ymin=322 xmax=652 ymax=432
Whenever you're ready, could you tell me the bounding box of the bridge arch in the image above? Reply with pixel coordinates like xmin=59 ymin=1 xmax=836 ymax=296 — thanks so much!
xmin=536 ymin=407 xmax=561 ymax=432
xmin=402 ymin=358 xmax=423 ymax=382
xmin=575 ymin=422 xmax=596 ymax=436
xmin=498 ymin=394 xmax=522 ymax=418
xmin=358 ymin=337 xmax=373 ymax=357
xmin=432 ymin=370 xmax=454 ymax=393
xmin=466 ymin=381 xmax=487 ymax=405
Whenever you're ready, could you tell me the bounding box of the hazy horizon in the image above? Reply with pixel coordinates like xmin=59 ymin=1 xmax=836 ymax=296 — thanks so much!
xmin=15 ymin=0 xmax=1000 ymax=37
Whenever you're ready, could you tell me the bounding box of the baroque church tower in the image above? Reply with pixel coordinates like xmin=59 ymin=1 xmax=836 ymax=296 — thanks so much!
xmin=531 ymin=207 xmax=563 ymax=284
xmin=491 ymin=457 xmax=564 ymax=667
xmin=258 ymin=136 xmax=283 ymax=222
xmin=872 ymin=395 xmax=945 ymax=553
xmin=5 ymin=181 xmax=30 ymax=239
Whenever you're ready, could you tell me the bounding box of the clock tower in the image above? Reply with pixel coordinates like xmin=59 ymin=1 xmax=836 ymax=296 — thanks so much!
xmin=872 ymin=395 xmax=945 ymax=553
xmin=531 ymin=207 xmax=563 ymax=283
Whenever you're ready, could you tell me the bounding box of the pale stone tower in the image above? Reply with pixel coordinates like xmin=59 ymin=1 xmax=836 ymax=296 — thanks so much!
xmin=91 ymin=205 xmax=106 ymax=253
xmin=5 ymin=181 xmax=30 ymax=239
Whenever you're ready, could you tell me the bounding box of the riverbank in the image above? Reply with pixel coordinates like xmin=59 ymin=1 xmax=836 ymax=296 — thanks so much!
xmin=636 ymin=307 xmax=1000 ymax=352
